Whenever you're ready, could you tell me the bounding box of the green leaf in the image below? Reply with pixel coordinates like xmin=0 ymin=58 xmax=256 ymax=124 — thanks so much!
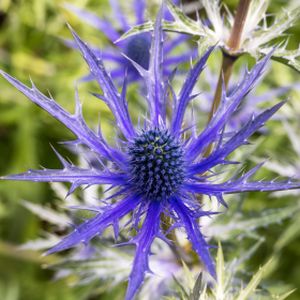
xmin=116 ymin=21 xmax=154 ymax=42
xmin=117 ymin=20 xmax=200 ymax=43
xmin=0 ymin=280 xmax=19 ymax=300
xmin=166 ymin=0 xmax=209 ymax=36
xmin=118 ymin=0 xmax=217 ymax=46
xmin=274 ymin=211 xmax=300 ymax=252
xmin=269 ymin=47 xmax=300 ymax=73
xmin=242 ymin=0 xmax=269 ymax=41
xmin=208 ymin=202 xmax=300 ymax=240
xmin=245 ymin=6 xmax=300 ymax=72
xmin=181 ymin=260 xmax=195 ymax=291
xmin=191 ymin=273 xmax=204 ymax=300
xmin=235 ymin=259 xmax=273 ymax=300
xmin=277 ymin=289 xmax=297 ymax=300
xmin=21 ymin=200 xmax=71 ymax=227
xmin=251 ymin=7 xmax=300 ymax=48
xmin=51 ymin=245 xmax=132 ymax=287
xmin=196 ymin=37 xmax=216 ymax=58
xmin=215 ymin=242 xmax=225 ymax=299
xmin=173 ymin=275 xmax=190 ymax=300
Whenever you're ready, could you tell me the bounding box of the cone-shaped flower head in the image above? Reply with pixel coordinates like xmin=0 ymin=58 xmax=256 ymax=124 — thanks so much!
xmin=1 ymin=7 xmax=300 ymax=300
xmin=64 ymin=0 xmax=191 ymax=82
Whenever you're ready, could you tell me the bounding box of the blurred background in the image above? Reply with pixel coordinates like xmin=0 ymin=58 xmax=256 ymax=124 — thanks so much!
xmin=0 ymin=0 xmax=299 ymax=299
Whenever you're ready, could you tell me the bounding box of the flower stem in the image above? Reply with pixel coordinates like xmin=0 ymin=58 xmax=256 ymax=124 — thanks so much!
xmin=227 ymin=0 xmax=252 ymax=52
xmin=207 ymin=53 xmax=236 ymax=122
xmin=208 ymin=0 xmax=252 ymax=122
xmin=205 ymin=0 xmax=252 ymax=157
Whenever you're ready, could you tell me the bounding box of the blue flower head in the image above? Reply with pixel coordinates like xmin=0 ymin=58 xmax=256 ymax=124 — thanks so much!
xmin=64 ymin=0 xmax=190 ymax=83
xmin=1 ymin=7 xmax=300 ymax=300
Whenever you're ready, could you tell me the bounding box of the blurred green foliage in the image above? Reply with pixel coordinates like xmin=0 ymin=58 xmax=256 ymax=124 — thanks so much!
xmin=0 ymin=0 xmax=299 ymax=299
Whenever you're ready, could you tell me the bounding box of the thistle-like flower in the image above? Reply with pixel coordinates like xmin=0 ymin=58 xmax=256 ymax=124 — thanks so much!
xmin=1 ymin=7 xmax=300 ymax=300
xmin=64 ymin=0 xmax=192 ymax=82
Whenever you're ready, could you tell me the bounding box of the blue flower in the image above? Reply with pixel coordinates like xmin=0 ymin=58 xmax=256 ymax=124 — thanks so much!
xmin=64 ymin=0 xmax=192 ymax=83
xmin=1 ymin=8 xmax=300 ymax=300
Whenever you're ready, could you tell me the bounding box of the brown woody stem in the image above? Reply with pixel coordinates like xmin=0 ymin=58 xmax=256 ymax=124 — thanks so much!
xmin=207 ymin=53 xmax=236 ymax=122
xmin=227 ymin=0 xmax=252 ymax=51
xmin=206 ymin=0 xmax=252 ymax=155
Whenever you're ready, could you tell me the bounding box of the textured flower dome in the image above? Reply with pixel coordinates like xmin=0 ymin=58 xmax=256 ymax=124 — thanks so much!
xmin=128 ymin=128 xmax=185 ymax=201
xmin=125 ymin=34 xmax=151 ymax=70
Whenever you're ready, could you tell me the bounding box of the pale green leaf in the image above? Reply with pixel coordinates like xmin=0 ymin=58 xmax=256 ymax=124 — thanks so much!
xmin=118 ymin=0 xmax=218 ymax=45
xmin=0 ymin=280 xmax=19 ymax=300
xmin=173 ymin=275 xmax=190 ymax=300
xmin=274 ymin=211 xmax=300 ymax=252
xmin=270 ymin=47 xmax=300 ymax=73
xmin=117 ymin=21 xmax=154 ymax=42
xmin=202 ymin=0 xmax=230 ymax=41
xmin=118 ymin=20 xmax=211 ymax=43
xmin=166 ymin=0 xmax=208 ymax=36
xmin=181 ymin=260 xmax=195 ymax=291
xmin=244 ymin=6 xmax=300 ymax=63
xmin=252 ymin=7 xmax=300 ymax=46
xmin=277 ymin=289 xmax=297 ymax=300
xmin=21 ymin=200 xmax=71 ymax=227
xmin=235 ymin=259 xmax=273 ymax=300
xmin=207 ymin=203 xmax=300 ymax=240
xmin=191 ymin=273 xmax=204 ymax=300
xmin=53 ymin=245 xmax=132 ymax=286
xmin=196 ymin=37 xmax=216 ymax=57
xmin=242 ymin=0 xmax=269 ymax=44
xmin=215 ymin=242 xmax=225 ymax=299
xmin=19 ymin=235 xmax=61 ymax=251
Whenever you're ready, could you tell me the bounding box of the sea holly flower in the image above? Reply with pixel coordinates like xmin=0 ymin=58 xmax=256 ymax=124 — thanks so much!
xmin=2 ymin=7 xmax=300 ymax=300
xmin=64 ymin=0 xmax=193 ymax=83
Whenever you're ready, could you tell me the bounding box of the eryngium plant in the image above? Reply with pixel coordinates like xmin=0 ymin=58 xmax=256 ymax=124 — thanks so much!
xmin=1 ymin=6 xmax=300 ymax=300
